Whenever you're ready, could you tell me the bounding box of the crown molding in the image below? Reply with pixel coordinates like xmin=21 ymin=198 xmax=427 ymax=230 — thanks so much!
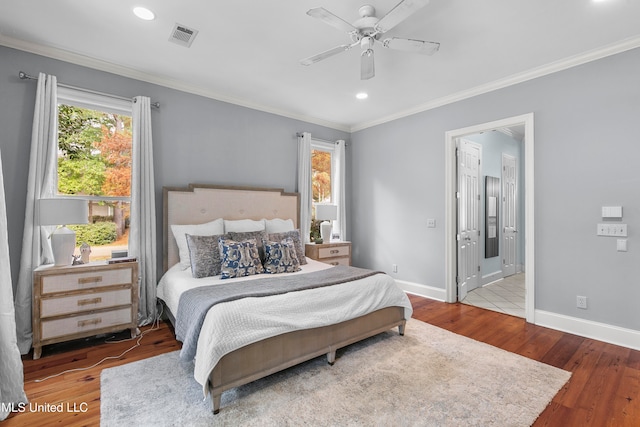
xmin=349 ymin=35 xmax=640 ymax=132
xmin=0 ymin=35 xmax=351 ymax=133
xmin=3 ymin=33 xmax=639 ymax=135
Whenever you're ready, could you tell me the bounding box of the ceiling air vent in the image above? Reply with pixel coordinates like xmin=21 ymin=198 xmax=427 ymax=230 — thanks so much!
xmin=168 ymin=23 xmax=198 ymax=48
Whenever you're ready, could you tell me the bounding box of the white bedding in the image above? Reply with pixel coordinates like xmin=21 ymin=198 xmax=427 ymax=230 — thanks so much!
xmin=157 ymin=258 xmax=413 ymax=394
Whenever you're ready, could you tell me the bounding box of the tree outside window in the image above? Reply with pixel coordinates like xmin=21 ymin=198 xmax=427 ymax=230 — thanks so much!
xmin=57 ymin=104 xmax=132 ymax=259
xmin=311 ymin=149 xmax=331 ymax=203
xmin=310 ymin=148 xmax=332 ymax=241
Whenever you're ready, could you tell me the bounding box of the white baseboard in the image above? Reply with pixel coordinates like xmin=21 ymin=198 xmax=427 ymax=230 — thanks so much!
xmin=481 ymin=271 xmax=503 ymax=286
xmin=398 ymin=281 xmax=640 ymax=351
xmin=396 ymin=280 xmax=446 ymax=302
xmin=535 ymin=310 xmax=640 ymax=351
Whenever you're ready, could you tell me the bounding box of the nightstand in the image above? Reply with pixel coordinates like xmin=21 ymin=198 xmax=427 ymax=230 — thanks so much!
xmin=32 ymin=261 xmax=139 ymax=359
xmin=305 ymin=241 xmax=352 ymax=266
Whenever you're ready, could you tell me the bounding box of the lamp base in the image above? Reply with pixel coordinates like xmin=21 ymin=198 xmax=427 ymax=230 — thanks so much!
xmin=51 ymin=226 xmax=76 ymax=266
xmin=320 ymin=221 xmax=332 ymax=244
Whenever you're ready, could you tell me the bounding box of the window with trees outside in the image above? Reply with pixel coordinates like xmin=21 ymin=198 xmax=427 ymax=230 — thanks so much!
xmin=310 ymin=140 xmax=335 ymax=241
xmin=312 ymin=148 xmax=331 ymax=204
xmin=56 ymin=88 xmax=133 ymax=260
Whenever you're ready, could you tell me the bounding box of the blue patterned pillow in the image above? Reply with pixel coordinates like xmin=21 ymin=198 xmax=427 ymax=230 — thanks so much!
xmin=267 ymin=229 xmax=307 ymax=265
xmin=219 ymin=238 xmax=265 ymax=279
xmin=262 ymin=238 xmax=301 ymax=274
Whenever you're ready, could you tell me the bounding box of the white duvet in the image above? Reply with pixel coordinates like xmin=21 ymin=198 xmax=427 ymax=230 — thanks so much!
xmin=157 ymin=258 xmax=413 ymax=394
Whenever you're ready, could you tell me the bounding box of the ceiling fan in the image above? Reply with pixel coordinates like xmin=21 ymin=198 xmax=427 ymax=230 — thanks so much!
xmin=300 ymin=0 xmax=440 ymax=80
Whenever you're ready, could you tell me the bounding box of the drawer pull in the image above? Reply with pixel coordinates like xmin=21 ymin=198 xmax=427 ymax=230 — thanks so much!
xmin=330 ymin=262 xmax=339 ymax=266
xmin=330 ymin=250 xmax=340 ymax=254
xmin=77 ymin=297 xmax=102 ymax=306
xmin=78 ymin=318 xmax=102 ymax=327
xmin=78 ymin=276 xmax=103 ymax=285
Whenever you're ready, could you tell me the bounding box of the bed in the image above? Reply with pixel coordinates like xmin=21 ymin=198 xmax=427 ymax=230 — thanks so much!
xmin=157 ymin=184 xmax=413 ymax=414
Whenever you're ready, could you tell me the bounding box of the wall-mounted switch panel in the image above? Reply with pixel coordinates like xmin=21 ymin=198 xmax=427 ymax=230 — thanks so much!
xmin=602 ymin=206 xmax=623 ymax=218
xmin=597 ymin=224 xmax=628 ymax=236
xmin=617 ymin=239 xmax=628 ymax=252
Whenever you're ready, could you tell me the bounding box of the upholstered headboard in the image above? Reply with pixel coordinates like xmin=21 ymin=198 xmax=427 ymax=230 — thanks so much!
xmin=163 ymin=184 xmax=300 ymax=272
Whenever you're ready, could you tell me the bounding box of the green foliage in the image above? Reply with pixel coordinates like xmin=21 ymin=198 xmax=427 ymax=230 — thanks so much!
xmin=91 ymin=215 xmax=114 ymax=224
xmin=69 ymin=222 xmax=117 ymax=246
xmin=57 ymin=157 xmax=105 ymax=196
xmin=310 ymin=219 xmax=323 ymax=243
xmin=57 ymin=104 xmax=132 ymax=197
xmin=57 ymin=105 xmax=103 ymax=160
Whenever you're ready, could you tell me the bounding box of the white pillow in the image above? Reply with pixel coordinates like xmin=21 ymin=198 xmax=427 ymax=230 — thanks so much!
xmin=171 ymin=218 xmax=224 ymax=269
xmin=223 ymin=219 xmax=265 ymax=233
xmin=264 ymin=218 xmax=294 ymax=234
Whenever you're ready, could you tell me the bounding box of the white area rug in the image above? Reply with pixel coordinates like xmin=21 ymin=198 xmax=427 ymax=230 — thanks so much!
xmin=101 ymin=319 xmax=570 ymax=426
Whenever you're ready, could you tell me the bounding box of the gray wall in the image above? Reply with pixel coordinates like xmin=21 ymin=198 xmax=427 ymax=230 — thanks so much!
xmin=350 ymin=47 xmax=640 ymax=331
xmin=0 ymin=45 xmax=349 ymax=290
xmin=2 ymin=43 xmax=639 ymax=333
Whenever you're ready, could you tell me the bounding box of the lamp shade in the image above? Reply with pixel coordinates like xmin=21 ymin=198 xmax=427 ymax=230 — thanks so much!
xmin=39 ymin=198 xmax=89 ymax=266
xmin=315 ymin=203 xmax=337 ymax=221
xmin=39 ymin=198 xmax=89 ymax=226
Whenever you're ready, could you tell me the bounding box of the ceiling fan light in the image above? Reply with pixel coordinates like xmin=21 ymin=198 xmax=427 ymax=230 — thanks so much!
xmin=133 ymin=6 xmax=155 ymax=21
xmin=361 ymin=49 xmax=375 ymax=80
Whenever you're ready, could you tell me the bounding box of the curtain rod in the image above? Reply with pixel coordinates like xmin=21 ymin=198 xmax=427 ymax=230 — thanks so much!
xmin=296 ymin=133 xmax=346 ymax=146
xmin=18 ymin=71 xmax=160 ymax=109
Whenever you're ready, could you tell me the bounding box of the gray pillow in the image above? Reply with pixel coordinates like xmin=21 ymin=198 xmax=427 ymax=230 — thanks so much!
xmin=185 ymin=233 xmax=228 ymax=278
xmin=229 ymin=230 xmax=268 ymax=261
xmin=268 ymin=229 xmax=307 ymax=265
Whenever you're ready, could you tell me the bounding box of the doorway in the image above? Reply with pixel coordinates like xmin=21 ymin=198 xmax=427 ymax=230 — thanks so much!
xmin=445 ymin=113 xmax=535 ymax=323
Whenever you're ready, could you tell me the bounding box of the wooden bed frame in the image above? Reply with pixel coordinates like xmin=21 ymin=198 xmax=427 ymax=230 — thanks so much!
xmin=162 ymin=184 xmax=407 ymax=414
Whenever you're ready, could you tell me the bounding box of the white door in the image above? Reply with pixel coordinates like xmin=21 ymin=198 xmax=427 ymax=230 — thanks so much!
xmin=457 ymin=139 xmax=481 ymax=301
xmin=502 ymin=154 xmax=517 ymax=277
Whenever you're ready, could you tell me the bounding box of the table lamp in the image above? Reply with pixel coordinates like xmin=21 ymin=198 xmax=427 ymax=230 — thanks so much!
xmin=39 ymin=198 xmax=89 ymax=266
xmin=315 ymin=203 xmax=337 ymax=243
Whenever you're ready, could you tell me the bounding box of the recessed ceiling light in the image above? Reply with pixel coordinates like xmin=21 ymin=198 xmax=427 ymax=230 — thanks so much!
xmin=133 ymin=6 xmax=155 ymax=21
xmin=356 ymin=92 xmax=368 ymax=100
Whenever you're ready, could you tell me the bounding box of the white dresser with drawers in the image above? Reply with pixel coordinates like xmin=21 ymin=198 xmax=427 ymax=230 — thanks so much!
xmin=32 ymin=261 xmax=138 ymax=359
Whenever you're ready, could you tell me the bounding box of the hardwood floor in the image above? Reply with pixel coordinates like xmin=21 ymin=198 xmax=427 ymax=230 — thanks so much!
xmin=4 ymin=296 xmax=639 ymax=426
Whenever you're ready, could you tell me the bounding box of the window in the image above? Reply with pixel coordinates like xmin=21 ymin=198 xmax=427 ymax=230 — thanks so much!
xmin=312 ymin=148 xmax=332 ymax=203
xmin=310 ymin=139 xmax=339 ymax=241
xmin=56 ymin=87 xmax=133 ymax=260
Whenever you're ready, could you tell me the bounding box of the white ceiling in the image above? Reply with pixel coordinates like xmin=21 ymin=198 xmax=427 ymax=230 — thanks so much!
xmin=1 ymin=0 xmax=639 ymax=132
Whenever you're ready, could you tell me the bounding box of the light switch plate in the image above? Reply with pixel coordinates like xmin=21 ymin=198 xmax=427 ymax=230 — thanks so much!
xmin=617 ymin=239 xmax=628 ymax=252
xmin=597 ymin=223 xmax=628 ymax=237
xmin=602 ymin=206 xmax=623 ymax=218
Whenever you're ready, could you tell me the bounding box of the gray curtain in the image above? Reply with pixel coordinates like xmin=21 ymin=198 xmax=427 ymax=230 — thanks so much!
xmin=15 ymin=73 xmax=58 ymax=354
xmin=129 ymin=96 xmax=157 ymax=325
xmin=0 ymin=149 xmax=29 ymax=420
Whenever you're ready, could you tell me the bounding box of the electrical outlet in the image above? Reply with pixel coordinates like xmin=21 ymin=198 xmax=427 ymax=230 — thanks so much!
xmin=576 ymin=295 xmax=588 ymax=309
xmin=392 ymin=264 xmax=398 ymax=273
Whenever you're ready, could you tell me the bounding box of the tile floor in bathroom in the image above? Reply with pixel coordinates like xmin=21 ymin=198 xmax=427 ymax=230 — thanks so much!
xmin=460 ymin=272 xmax=525 ymax=318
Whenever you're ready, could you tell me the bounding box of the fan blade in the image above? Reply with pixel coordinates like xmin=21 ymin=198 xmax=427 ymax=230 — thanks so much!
xmin=382 ymin=37 xmax=440 ymax=55
xmin=307 ymin=7 xmax=357 ymax=34
xmin=300 ymin=44 xmax=354 ymax=66
xmin=375 ymin=0 xmax=430 ymax=33
xmin=361 ymin=49 xmax=375 ymax=80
